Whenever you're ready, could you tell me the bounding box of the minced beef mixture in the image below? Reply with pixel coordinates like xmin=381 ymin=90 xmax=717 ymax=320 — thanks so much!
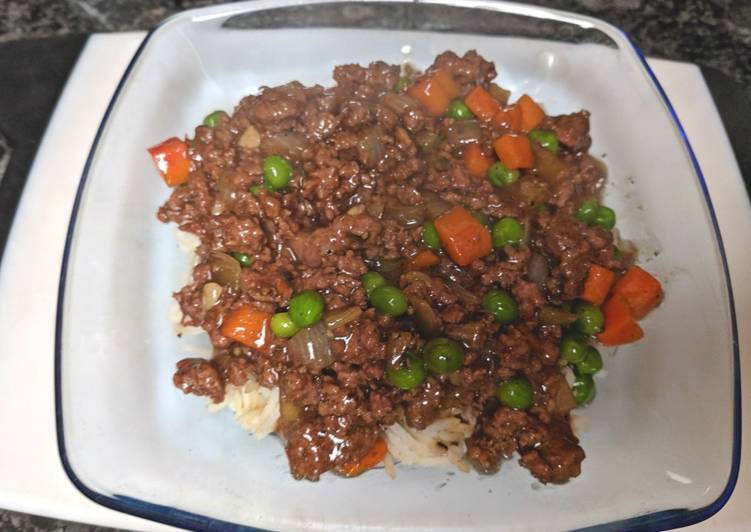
xmin=157 ymin=50 xmax=638 ymax=483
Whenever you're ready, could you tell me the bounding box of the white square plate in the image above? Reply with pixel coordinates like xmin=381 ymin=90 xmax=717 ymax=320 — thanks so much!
xmin=56 ymin=1 xmax=740 ymax=530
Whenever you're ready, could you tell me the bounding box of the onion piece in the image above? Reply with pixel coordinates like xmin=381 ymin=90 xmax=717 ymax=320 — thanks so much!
xmin=407 ymin=295 xmax=442 ymax=338
xmin=550 ymin=378 xmax=578 ymax=416
xmin=209 ymin=251 xmax=241 ymax=290
xmin=527 ymin=252 xmax=549 ymax=287
xmin=288 ymin=322 xmax=333 ymax=371
xmin=280 ymin=400 xmax=301 ymax=423
xmin=421 ymin=191 xmax=452 ymax=219
xmin=445 ymin=119 xmax=483 ymax=146
xmin=414 ymin=130 xmax=441 ymax=151
xmin=214 ymin=170 xmax=237 ymax=213
xmin=324 ymin=306 xmax=363 ymax=330
xmin=385 ymin=332 xmax=414 ymax=366
xmin=519 ymin=179 xmax=548 ymax=205
xmin=400 ymin=271 xmax=431 ymax=287
xmin=238 ymin=125 xmax=261 ymax=148
xmin=210 ymin=201 xmax=225 ymax=216
xmin=382 ymin=201 xmax=426 ymax=227
xmin=538 ymin=306 xmax=577 ymax=326
xmin=346 ymin=204 xmax=366 ymax=216
xmin=260 ymin=131 xmax=307 ymax=160
xmin=357 ymin=125 xmax=386 ymax=169
xmin=426 ymin=152 xmax=451 ymax=171
xmin=201 ymin=282 xmax=223 ymax=310
xmin=532 ymin=143 xmax=567 ymax=183
xmin=365 ymin=196 xmax=385 ymax=219
xmin=382 ymin=92 xmax=420 ymax=113
xmin=488 ymin=83 xmax=511 ymax=105
xmin=443 ymin=277 xmax=480 ymax=305
xmin=379 ymin=257 xmax=404 ymax=285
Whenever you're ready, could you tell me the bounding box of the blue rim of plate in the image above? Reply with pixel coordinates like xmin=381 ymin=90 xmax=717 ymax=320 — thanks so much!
xmin=54 ymin=6 xmax=741 ymax=532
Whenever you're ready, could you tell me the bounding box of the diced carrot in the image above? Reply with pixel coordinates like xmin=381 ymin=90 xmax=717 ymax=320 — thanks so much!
xmin=432 ymin=69 xmax=461 ymax=99
xmin=434 ymin=206 xmax=492 ymax=267
xmin=597 ymin=295 xmax=644 ymax=346
xmin=407 ymin=70 xmax=458 ymax=116
xmin=464 ymin=86 xmax=501 ymax=122
xmin=340 ymin=437 xmax=388 ymax=477
xmin=492 ymin=104 xmax=522 ymax=130
xmin=407 ymin=77 xmax=449 ymax=116
xmin=148 ymin=137 xmax=191 ymax=186
xmin=493 ymin=134 xmax=534 ymax=170
xmin=517 ymin=94 xmax=546 ymax=132
xmin=581 ymin=264 xmax=617 ymax=306
xmin=611 ymin=266 xmax=663 ymax=319
xmin=407 ymin=249 xmax=440 ymax=271
xmin=221 ymin=305 xmax=271 ymax=348
xmin=463 ymin=143 xmax=495 ymax=178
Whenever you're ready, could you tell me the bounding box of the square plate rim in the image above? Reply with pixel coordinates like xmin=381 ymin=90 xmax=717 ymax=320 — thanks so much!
xmin=53 ymin=1 xmax=742 ymax=530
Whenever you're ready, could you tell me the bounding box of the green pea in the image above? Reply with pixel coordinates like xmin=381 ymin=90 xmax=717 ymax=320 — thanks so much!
xmin=203 ymin=110 xmax=225 ymax=127
xmin=270 ymin=312 xmax=299 ymax=338
xmin=572 ymin=374 xmax=596 ymax=406
xmin=386 ymin=352 xmax=426 ymax=390
xmin=575 ymin=302 xmax=604 ymax=336
xmin=361 ymin=272 xmax=386 ymax=296
xmin=487 ymin=161 xmax=520 ymax=188
xmin=446 ymin=99 xmax=474 ymax=120
xmin=496 ymin=376 xmax=534 ymax=410
xmin=394 ymin=76 xmax=411 ymax=92
xmin=288 ymin=290 xmax=325 ymax=328
xmin=560 ymin=334 xmax=587 ymax=364
xmin=492 ymin=217 xmax=524 ymax=248
xmin=370 ymin=285 xmax=408 ymax=317
xmin=422 ymin=222 xmax=441 ymax=250
xmin=263 ymin=155 xmax=293 ymax=191
xmin=528 ymin=129 xmax=559 ymax=153
xmin=482 ymin=288 xmax=519 ymax=325
xmin=423 ymin=337 xmax=465 ymax=374
xmin=249 ymin=184 xmax=263 ymax=196
xmin=576 ymin=346 xmax=603 ymax=375
xmin=594 ymin=206 xmax=616 ymax=230
xmin=231 ymin=252 xmax=253 ymax=268
xmin=576 ymin=199 xmax=598 ymax=224
xmin=471 ymin=210 xmax=491 ymax=226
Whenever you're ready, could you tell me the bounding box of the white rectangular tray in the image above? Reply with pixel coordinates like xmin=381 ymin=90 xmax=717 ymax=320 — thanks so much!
xmin=0 ymin=32 xmax=748 ymax=531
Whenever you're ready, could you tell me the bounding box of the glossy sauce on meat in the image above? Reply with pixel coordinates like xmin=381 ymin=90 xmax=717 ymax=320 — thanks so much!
xmin=162 ymin=50 xmax=633 ymax=482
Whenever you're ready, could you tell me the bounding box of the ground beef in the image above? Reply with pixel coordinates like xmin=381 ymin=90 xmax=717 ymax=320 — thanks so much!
xmin=403 ymin=376 xmax=444 ymax=429
xmin=519 ymin=420 xmax=585 ymax=484
xmin=542 ymin=112 xmax=592 ymax=153
xmin=213 ymin=354 xmax=253 ymax=386
xmin=467 ymin=407 xmax=548 ymax=474
xmin=173 ymin=358 xmax=224 ymax=403
xmin=160 ymin=50 xmax=643 ymax=484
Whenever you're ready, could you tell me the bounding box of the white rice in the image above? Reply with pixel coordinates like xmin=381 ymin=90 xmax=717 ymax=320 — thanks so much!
xmin=207 ymin=379 xmax=281 ymax=439
xmin=170 ymin=229 xmax=205 ymax=336
xmin=176 ymin=229 xmax=201 ymax=257
xmin=169 ymin=299 xmax=205 ymax=337
xmin=383 ymin=451 xmax=397 ymax=479
xmin=385 ymin=412 xmax=475 ymax=474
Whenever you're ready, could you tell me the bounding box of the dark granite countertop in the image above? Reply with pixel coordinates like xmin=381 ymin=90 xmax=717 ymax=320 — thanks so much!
xmin=0 ymin=0 xmax=748 ymax=531
xmin=1 ymin=0 xmax=750 ymax=94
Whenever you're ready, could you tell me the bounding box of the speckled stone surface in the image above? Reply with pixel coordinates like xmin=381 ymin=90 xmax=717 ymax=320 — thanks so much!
xmin=1 ymin=0 xmax=749 ymax=94
xmin=0 ymin=1 xmax=748 ymax=531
